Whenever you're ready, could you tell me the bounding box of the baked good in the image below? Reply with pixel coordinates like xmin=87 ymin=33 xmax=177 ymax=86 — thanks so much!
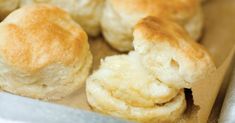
xmin=101 ymin=0 xmax=203 ymax=51
xmin=0 ymin=4 xmax=92 ymax=100
xmin=87 ymin=52 xmax=186 ymax=123
xmin=0 ymin=0 xmax=19 ymax=20
xmin=86 ymin=17 xmax=216 ymax=122
xmin=133 ymin=17 xmax=216 ymax=88
xmin=20 ymin=0 xmax=104 ymax=37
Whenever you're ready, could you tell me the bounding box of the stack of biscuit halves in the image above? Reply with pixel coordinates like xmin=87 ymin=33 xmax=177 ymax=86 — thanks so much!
xmin=0 ymin=0 xmax=215 ymax=123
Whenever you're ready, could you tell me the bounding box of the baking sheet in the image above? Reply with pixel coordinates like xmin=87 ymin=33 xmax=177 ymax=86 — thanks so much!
xmin=0 ymin=92 xmax=130 ymax=123
xmin=0 ymin=0 xmax=234 ymax=122
xmin=219 ymin=61 xmax=235 ymax=123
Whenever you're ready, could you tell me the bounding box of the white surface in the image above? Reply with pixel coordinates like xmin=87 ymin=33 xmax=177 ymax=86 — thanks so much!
xmin=0 ymin=119 xmax=26 ymax=123
xmin=219 ymin=63 xmax=235 ymax=123
xmin=0 ymin=93 xmax=130 ymax=123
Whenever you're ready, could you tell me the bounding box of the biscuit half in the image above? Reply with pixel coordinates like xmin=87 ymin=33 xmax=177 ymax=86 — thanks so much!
xmin=86 ymin=53 xmax=186 ymax=123
xmin=133 ymin=17 xmax=216 ymax=88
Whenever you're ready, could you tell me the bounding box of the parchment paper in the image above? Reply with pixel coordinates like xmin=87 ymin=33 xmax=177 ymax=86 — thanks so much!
xmin=53 ymin=0 xmax=235 ymax=122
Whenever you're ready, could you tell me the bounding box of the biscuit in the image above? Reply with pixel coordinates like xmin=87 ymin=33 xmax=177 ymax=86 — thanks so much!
xmin=101 ymin=0 xmax=203 ymax=51
xmin=86 ymin=52 xmax=186 ymax=122
xmin=133 ymin=17 xmax=216 ymax=88
xmin=0 ymin=4 xmax=92 ymax=100
xmin=20 ymin=0 xmax=104 ymax=37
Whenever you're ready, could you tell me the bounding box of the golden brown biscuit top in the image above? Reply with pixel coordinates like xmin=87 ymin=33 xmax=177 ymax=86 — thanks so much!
xmin=134 ymin=16 xmax=210 ymax=61
xmin=110 ymin=0 xmax=199 ymax=23
xmin=0 ymin=4 xmax=88 ymax=72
